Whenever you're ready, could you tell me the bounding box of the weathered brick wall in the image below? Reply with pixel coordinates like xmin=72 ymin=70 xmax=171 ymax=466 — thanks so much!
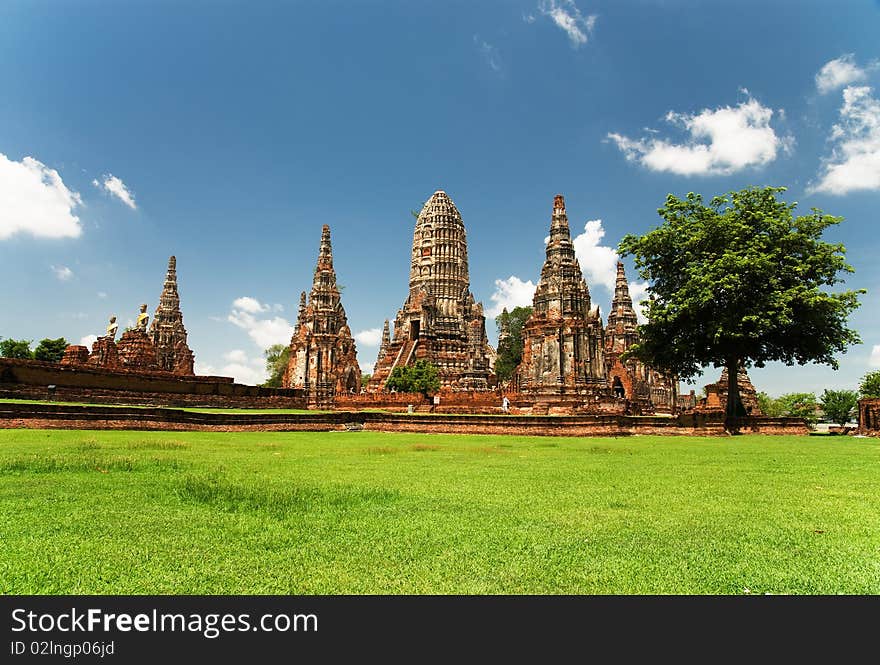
xmin=858 ymin=398 xmax=880 ymax=436
xmin=0 ymin=358 xmax=306 ymax=409
xmin=0 ymin=401 xmax=810 ymax=436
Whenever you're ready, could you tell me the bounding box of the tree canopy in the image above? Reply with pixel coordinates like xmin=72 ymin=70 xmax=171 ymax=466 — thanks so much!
xmin=619 ymin=186 xmax=863 ymax=431
xmin=859 ymin=370 xmax=880 ymax=399
xmin=820 ymin=389 xmax=859 ymax=427
xmin=386 ymin=359 xmax=440 ymax=397
xmin=494 ymin=306 xmax=532 ymax=383
xmin=0 ymin=338 xmax=33 ymax=359
xmin=34 ymin=337 xmax=69 ymax=363
xmin=776 ymin=392 xmax=820 ymax=425
xmin=261 ymin=343 xmax=290 ymax=388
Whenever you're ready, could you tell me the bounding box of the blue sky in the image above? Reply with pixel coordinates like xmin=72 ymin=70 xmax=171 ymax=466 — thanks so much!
xmin=1 ymin=0 xmax=879 ymax=395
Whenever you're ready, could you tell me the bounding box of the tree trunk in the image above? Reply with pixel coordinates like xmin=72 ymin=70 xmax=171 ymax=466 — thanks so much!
xmin=725 ymin=357 xmax=741 ymax=434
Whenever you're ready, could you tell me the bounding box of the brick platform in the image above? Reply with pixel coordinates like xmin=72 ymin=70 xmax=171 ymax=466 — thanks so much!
xmin=0 ymin=401 xmax=810 ymax=436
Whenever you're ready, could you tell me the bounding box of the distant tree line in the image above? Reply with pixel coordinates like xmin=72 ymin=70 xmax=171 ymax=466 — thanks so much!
xmin=755 ymin=370 xmax=880 ymax=427
xmin=0 ymin=337 xmax=69 ymax=362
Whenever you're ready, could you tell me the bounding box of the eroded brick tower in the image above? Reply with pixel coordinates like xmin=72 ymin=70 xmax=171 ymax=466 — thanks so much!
xmin=517 ymin=195 xmax=606 ymax=395
xmin=369 ymin=190 xmax=494 ymax=390
xmin=605 ymin=261 xmax=677 ymax=413
xmin=149 ymin=256 xmax=195 ymax=375
xmin=283 ymin=225 xmax=361 ymax=406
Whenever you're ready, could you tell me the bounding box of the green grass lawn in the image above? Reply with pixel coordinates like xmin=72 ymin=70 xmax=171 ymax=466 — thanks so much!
xmin=1 ymin=429 xmax=878 ymax=594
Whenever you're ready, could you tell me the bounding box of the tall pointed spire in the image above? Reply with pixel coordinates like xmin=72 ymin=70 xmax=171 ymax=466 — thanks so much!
xmin=607 ymin=262 xmax=638 ymax=332
xmin=532 ymin=194 xmax=592 ymax=317
xmin=296 ymin=291 xmax=307 ymax=328
xmin=380 ymin=319 xmax=391 ymax=351
xmin=149 ymin=255 xmax=194 ymax=375
xmin=605 ymin=261 xmax=639 ymax=358
xmin=498 ymin=307 xmax=511 ymax=346
xmin=317 ymin=224 xmax=333 ymax=270
xmin=283 ymin=225 xmax=361 ymax=405
xmin=309 ymin=225 xmax=342 ymax=313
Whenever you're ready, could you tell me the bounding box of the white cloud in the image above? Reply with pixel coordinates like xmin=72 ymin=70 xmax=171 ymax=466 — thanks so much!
xmin=607 ymin=96 xmax=789 ymax=176
xmin=810 ymin=86 xmax=880 ymax=195
xmin=94 ymin=174 xmax=136 ymax=210
xmin=538 ymin=0 xmax=596 ymax=47
xmin=51 ymin=265 xmax=73 ymax=281
xmin=196 ymin=352 xmax=266 ymax=386
xmin=571 ymin=219 xmax=618 ymax=292
xmin=870 ymin=345 xmax=880 ymax=367
xmin=488 ymin=276 xmax=537 ymax=317
xmin=227 ymin=296 xmax=294 ymax=350
xmin=474 ymin=35 xmax=502 ymax=73
xmin=816 ymin=54 xmax=868 ymax=95
xmin=627 ymin=281 xmax=650 ymax=324
xmin=80 ymin=334 xmax=98 ymax=348
xmin=360 ymin=361 xmax=375 ymax=375
xmin=355 ymin=328 xmax=383 ymax=347
xmin=223 ymin=349 xmax=249 ymax=364
xmin=97 ymin=291 xmax=108 ymax=299
xmin=523 ymin=13 xmax=536 ymax=24
xmin=0 ymin=153 xmax=83 ymax=240
xmin=232 ymin=296 xmax=270 ymax=314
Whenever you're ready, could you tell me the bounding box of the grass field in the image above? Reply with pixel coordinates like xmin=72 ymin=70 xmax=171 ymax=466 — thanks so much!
xmin=1 ymin=428 xmax=878 ymax=594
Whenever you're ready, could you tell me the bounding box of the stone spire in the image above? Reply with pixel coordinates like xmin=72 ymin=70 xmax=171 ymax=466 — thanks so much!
xmin=149 ymin=255 xmax=194 ymax=375
xmin=296 ymin=291 xmax=307 ymax=328
xmin=374 ymin=319 xmax=391 ymax=372
xmin=283 ymin=225 xmax=361 ymax=406
xmin=408 ymin=190 xmax=471 ymax=316
xmin=516 ymin=195 xmax=606 ymax=394
xmin=311 ymin=224 xmax=340 ymax=310
xmin=532 ymin=195 xmax=592 ymax=317
xmin=369 ymin=190 xmax=494 ymax=390
xmin=498 ymin=307 xmax=511 ymax=347
xmin=380 ymin=320 xmax=391 ymax=352
xmin=605 ymin=261 xmax=639 ymax=358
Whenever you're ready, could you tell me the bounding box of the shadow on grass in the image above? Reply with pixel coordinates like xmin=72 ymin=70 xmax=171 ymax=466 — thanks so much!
xmin=174 ymin=473 xmax=401 ymax=517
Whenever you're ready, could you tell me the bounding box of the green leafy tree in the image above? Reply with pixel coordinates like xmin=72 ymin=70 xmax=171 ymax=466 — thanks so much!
xmin=386 ymin=359 xmax=440 ymax=398
xmin=619 ymin=186 xmax=863 ymax=432
xmin=261 ymin=343 xmax=291 ymax=388
xmin=776 ymin=392 xmax=819 ymax=424
xmin=361 ymin=373 xmax=371 ymax=389
xmin=820 ymin=389 xmax=859 ymax=427
xmin=494 ymin=306 xmax=532 ymax=383
xmin=0 ymin=338 xmax=33 ymax=359
xmin=756 ymin=391 xmax=782 ymax=417
xmin=33 ymin=337 xmax=69 ymax=363
xmin=859 ymin=370 xmax=880 ymax=399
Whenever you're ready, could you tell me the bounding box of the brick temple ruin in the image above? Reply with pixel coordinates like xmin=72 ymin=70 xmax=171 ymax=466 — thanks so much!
xmin=368 ymin=190 xmax=495 ymax=391
xmin=60 ymin=256 xmax=195 ymax=376
xmin=150 ymin=256 xmax=196 ymax=374
xmin=506 ymin=195 xmax=679 ymax=414
xmin=31 ymin=190 xmax=775 ymax=419
xmin=858 ymin=398 xmax=880 ymax=436
xmin=516 ymin=195 xmax=608 ymax=401
xmin=604 ymin=261 xmax=678 ymax=413
xmin=282 ymin=225 xmax=361 ymax=407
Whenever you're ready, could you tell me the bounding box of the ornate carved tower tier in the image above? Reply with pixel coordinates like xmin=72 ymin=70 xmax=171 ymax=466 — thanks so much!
xmin=517 ymin=195 xmax=607 ymax=396
xmin=149 ymin=256 xmax=195 ymax=375
xmin=369 ymin=190 xmax=494 ymax=390
xmin=283 ymin=225 xmax=361 ymax=407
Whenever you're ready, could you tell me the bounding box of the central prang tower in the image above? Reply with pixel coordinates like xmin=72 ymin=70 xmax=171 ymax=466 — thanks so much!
xmin=369 ymin=190 xmax=494 ymax=390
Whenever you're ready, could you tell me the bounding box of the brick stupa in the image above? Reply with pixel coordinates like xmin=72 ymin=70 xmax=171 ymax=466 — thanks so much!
xmin=282 ymin=225 xmax=361 ymax=407
xmin=149 ymin=256 xmax=195 ymax=375
xmin=516 ymin=195 xmax=607 ymax=396
xmin=369 ymin=190 xmax=494 ymax=390
xmin=604 ymin=261 xmax=677 ymax=414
